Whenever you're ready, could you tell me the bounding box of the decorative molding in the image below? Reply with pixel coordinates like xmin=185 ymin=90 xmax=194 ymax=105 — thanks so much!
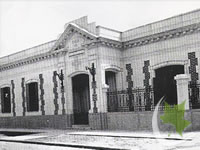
xmin=52 ymin=23 xmax=96 ymax=51
xmin=97 ymin=38 xmax=122 ymax=49
xmin=126 ymin=63 xmax=134 ymax=111
xmin=69 ymin=49 xmax=85 ymax=57
xmin=11 ymin=80 xmax=16 ymax=117
xmin=0 ymin=84 xmax=11 ymax=88
xmin=188 ymin=52 xmax=199 ymax=105
xmin=123 ymin=23 xmax=200 ymax=49
xmin=126 ymin=64 xmax=133 ymax=88
xmin=1 ymin=23 xmax=200 ymax=73
xmin=0 ymin=50 xmax=66 ymax=72
xmin=89 ymin=63 xmax=98 ymax=113
xmin=150 ymin=59 xmax=189 ymax=81
xmin=68 ymin=71 xmax=88 ymax=78
xmin=143 ymin=60 xmax=152 ymax=109
xmin=53 ymin=71 xmax=59 ymax=115
xmin=25 ymin=79 xmax=39 ymax=84
xmin=151 ymin=60 xmax=189 ymax=71
xmin=82 ymin=38 xmax=122 ymax=49
xmin=39 ymin=74 xmax=45 ymax=115
xmin=143 ymin=60 xmax=150 ymax=88
xmin=62 ymin=22 xmax=200 ymax=50
xmin=188 ymin=52 xmax=198 ymax=83
xmin=21 ymin=78 xmax=26 ymax=116
xmin=101 ymin=64 xmax=122 ymax=88
xmin=61 ymin=89 xmax=65 ymax=115
xmin=103 ymin=64 xmax=122 ymax=72
xmin=92 ymin=82 xmax=98 ymax=113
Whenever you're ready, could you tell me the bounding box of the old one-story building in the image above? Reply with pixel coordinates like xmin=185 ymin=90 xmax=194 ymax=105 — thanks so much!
xmin=1 ymin=9 xmax=200 ymax=131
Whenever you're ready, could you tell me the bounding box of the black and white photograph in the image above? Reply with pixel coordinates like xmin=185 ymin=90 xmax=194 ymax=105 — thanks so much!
xmin=0 ymin=0 xmax=200 ymax=149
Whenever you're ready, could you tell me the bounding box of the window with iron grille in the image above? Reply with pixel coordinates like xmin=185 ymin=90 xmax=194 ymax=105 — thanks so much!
xmin=26 ymin=82 xmax=39 ymax=112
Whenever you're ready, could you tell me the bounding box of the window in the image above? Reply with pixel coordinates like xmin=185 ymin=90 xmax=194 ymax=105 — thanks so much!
xmin=1 ymin=87 xmax=11 ymax=113
xmin=26 ymin=82 xmax=39 ymax=112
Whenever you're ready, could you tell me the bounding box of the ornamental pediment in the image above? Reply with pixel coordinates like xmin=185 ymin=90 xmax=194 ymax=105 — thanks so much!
xmin=65 ymin=33 xmax=87 ymax=51
xmin=51 ymin=23 xmax=97 ymax=51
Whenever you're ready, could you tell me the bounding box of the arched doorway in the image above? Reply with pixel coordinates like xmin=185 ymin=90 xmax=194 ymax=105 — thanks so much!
xmin=72 ymin=74 xmax=90 ymax=124
xmin=0 ymin=86 xmax=11 ymax=113
xmin=153 ymin=65 xmax=184 ymax=105
xmin=105 ymin=71 xmax=117 ymax=91
xmin=105 ymin=71 xmax=117 ymax=112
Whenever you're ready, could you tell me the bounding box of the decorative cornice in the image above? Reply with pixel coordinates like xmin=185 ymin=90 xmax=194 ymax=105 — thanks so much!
xmin=82 ymin=23 xmax=200 ymax=50
xmin=98 ymin=37 xmax=123 ymax=49
xmin=82 ymin=37 xmax=123 ymax=49
xmin=123 ymin=22 xmax=200 ymax=49
xmin=1 ymin=22 xmax=200 ymax=72
xmin=0 ymin=50 xmax=66 ymax=72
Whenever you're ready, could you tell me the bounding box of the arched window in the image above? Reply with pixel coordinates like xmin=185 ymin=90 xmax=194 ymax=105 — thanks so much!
xmin=26 ymin=82 xmax=39 ymax=112
xmin=0 ymin=87 xmax=11 ymax=113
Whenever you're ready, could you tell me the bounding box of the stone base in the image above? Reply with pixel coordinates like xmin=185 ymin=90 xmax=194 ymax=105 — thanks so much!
xmin=0 ymin=114 xmax=73 ymax=129
xmin=106 ymin=112 xmax=153 ymax=131
xmin=0 ymin=110 xmax=200 ymax=131
xmin=89 ymin=110 xmax=200 ymax=132
xmin=89 ymin=113 xmax=108 ymax=130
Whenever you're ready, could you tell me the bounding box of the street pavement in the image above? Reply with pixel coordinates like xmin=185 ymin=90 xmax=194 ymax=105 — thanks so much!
xmin=0 ymin=128 xmax=199 ymax=150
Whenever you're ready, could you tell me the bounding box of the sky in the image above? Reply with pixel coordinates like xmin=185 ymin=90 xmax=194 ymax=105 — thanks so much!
xmin=0 ymin=0 xmax=200 ymax=57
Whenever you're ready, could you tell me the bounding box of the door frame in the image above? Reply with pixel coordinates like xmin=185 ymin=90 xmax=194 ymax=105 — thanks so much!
xmin=150 ymin=60 xmax=189 ymax=106
xmin=71 ymin=72 xmax=90 ymax=125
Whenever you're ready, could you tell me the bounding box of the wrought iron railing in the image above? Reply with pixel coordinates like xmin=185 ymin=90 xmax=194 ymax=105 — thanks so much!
xmin=188 ymin=82 xmax=200 ymax=109
xmin=107 ymin=87 xmax=154 ymax=112
xmin=107 ymin=82 xmax=200 ymax=112
xmin=107 ymin=89 xmax=181 ymax=112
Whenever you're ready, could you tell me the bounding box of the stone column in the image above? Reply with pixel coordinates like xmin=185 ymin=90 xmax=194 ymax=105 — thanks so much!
xmin=174 ymin=74 xmax=190 ymax=110
xmin=101 ymin=84 xmax=109 ymax=112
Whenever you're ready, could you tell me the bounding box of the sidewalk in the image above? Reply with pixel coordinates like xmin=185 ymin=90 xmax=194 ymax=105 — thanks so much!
xmin=0 ymin=128 xmax=199 ymax=150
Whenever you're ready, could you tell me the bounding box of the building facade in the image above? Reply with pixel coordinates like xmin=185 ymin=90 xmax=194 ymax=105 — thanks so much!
xmin=1 ymin=9 xmax=200 ymax=131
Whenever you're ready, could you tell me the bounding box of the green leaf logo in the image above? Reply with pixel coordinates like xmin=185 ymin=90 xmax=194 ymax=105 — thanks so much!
xmin=160 ymin=100 xmax=191 ymax=136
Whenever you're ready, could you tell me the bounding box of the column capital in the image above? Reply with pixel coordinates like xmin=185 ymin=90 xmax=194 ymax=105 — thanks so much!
xmin=174 ymin=74 xmax=190 ymax=81
xmin=102 ymin=84 xmax=109 ymax=90
xmin=174 ymin=74 xmax=190 ymax=110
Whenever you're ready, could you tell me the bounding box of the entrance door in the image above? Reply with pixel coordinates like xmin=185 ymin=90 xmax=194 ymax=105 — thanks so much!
xmin=154 ymin=65 xmax=184 ymax=105
xmin=72 ymin=74 xmax=90 ymax=124
xmin=105 ymin=71 xmax=117 ymax=91
xmin=105 ymin=71 xmax=117 ymax=111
